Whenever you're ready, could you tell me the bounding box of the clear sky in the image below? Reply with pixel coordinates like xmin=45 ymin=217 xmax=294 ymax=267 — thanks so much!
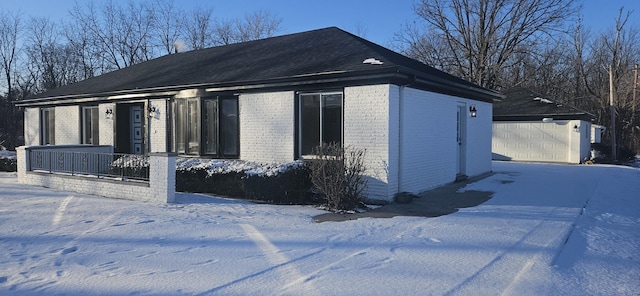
xmin=1 ymin=0 xmax=639 ymax=47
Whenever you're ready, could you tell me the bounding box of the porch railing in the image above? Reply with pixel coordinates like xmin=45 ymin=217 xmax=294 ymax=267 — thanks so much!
xmin=28 ymin=150 xmax=150 ymax=181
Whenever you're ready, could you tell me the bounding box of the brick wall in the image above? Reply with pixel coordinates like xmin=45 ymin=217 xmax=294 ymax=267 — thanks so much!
xmin=99 ymin=103 xmax=115 ymax=146
xmin=239 ymin=91 xmax=295 ymax=163
xmin=17 ymin=146 xmax=176 ymax=204
xmin=148 ymin=99 xmax=168 ymax=152
xmin=55 ymin=106 xmax=80 ymax=144
xmin=344 ymin=84 xmax=394 ymax=202
xmin=23 ymin=108 xmax=40 ymax=146
xmin=398 ymin=88 xmax=492 ymax=194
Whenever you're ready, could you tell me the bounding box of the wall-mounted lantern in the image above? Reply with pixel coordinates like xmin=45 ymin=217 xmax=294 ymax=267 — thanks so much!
xmin=148 ymin=106 xmax=157 ymax=118
xmin=469 ymin=105 xmax=477 ymax=117
xmin=573 ymin=124 xmax=579 ymax=132
xmin=105 ymin=108 xmax=113 ymax=119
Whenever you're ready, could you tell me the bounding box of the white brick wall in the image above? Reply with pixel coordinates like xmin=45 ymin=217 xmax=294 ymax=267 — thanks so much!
xmin=397 ymin=88 xmax=492 ymax=195
xmin=463 ymin=100 xmax=492 ymax=176
xmin=148 ymin=99 xmax=168 ymax=152
xmin=23 ymin=108 xmax=40 ymax=146
xmin=17 ymin=147 xmax=175 ymax=204
xmin=55 ymin=106 xmax=80 ymax=144
xmin=344 ymin=85 xmax=394 ymax=201
xmin=239 ymin=91 xmax=295 ymax=163
xmin=99 ymin=103 xmax=115 ymax=146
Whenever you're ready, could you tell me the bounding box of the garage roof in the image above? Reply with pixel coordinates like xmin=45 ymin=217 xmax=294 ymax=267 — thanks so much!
xmin=493 ymin=87 xmax=595 ymax=121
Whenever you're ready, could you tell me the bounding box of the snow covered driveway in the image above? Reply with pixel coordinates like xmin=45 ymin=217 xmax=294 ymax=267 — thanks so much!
xmin=1 ymin=161 xmax=638 ymax=295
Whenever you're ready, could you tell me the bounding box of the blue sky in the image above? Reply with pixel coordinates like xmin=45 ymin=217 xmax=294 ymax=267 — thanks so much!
xmin=2 ymin=0 xmax=639 ymax=46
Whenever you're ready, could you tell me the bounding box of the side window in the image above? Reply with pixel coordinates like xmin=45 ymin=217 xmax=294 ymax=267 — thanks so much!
xmin=298 ymin=92 xmax=343 ymax=156
xmin=82 ymin=106 xmax=99 ymax=145
xmin=40 ymin=108 xmax=55 ymax=145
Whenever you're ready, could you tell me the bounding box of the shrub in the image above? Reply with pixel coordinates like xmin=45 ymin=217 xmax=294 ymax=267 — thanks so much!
xmin=175 ymin=158 xmax=314 ymax=204
xmin=0 ymin=158 xmax=16 ymax=172
xmin=307 ymin=143 xmax=367 ymax=212
xmin=242 ymin=164 xmax=313 ymax=204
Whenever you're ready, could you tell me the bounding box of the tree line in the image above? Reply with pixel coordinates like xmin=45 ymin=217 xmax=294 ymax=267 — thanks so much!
xmin=395 ymin=0 xmax=639 ymax=158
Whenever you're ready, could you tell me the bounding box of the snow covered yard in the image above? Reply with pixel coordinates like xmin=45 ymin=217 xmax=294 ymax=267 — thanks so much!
xmin=0 ymin=161 xmax=638 ymax=295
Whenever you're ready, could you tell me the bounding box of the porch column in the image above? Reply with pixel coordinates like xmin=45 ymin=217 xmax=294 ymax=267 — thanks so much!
xmin=148 ymin=152 xmax=177 ymax=203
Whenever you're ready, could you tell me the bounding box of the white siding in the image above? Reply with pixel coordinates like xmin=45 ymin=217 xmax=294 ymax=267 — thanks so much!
xmin=54 ymin=106 xmax=80 ymax=144
xmin=492 ymin=120 xmax=591 ymax=164
xmin=344 ymin=85 xmax=395 ymax=202
xmin=239 ymin=91 xmax=295 ymax=163
xmin=24 ymin=108 xmax=40 ymax=146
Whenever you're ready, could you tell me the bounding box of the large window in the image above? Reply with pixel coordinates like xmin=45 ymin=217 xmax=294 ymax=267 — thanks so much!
xmin=173 ymin=96 xmax=239 ymax=157
xmin=82 ymin=106 xmax=99 ymax=145
xmin=40 ymin=108 xmax=55 ymax=145
xmin=298 ymin=92 xmax=343 ymax=156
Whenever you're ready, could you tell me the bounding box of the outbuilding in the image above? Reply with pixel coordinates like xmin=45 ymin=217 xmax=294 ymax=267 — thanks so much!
xmin=492 ymin=87 xmax=595 ymax=164
xmin=16 ymin=27 xmax=502 ymax=202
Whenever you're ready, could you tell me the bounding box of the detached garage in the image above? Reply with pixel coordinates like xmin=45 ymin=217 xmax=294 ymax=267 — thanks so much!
xmin=492 ymin=88 xmax=595 ymax=164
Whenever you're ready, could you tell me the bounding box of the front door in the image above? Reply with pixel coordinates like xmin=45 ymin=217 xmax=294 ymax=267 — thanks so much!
xmin=130 ymin=106 xmax=143 ymax=154
xmin=115 ymin=103 xmax=145 ymax=154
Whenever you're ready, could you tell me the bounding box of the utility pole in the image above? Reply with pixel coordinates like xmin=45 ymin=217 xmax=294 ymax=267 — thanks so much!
xmin=610 ymin=62 xmax=617 ymax=162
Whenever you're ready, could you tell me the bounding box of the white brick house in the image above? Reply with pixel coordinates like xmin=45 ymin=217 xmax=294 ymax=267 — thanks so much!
xmin=16 ymin=27 xmax=501 ymax=202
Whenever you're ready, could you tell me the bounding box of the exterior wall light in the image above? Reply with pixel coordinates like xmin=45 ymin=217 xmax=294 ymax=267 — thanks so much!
xmin=105 ymin=108 xmax=113 ymax=119
xmin=574 ymin=124 xmax=579 ymax=132
xmin=469 ymin=105 xmax=477 ymax=117
xmin=148 ymin=106 xmax=157 ymax=118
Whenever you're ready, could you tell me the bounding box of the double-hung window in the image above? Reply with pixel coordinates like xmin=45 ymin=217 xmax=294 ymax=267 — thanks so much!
xmin=82 ymin=106 xmax=99 ymax=145
xmin=40 ymin=108 xmax=55 ymax=145
xmin=173 ymin=96 xmax=239 ymax=157
xmin=298 ymin=92 xmax=343 ymax=156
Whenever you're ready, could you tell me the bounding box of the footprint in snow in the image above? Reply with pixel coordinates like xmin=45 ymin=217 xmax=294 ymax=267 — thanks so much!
xmin=61 ymin=246 xmax=78 ymax=255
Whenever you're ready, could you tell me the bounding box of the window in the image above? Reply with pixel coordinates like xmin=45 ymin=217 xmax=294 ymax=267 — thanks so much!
xmin=298 ymin=92 xmax=343 ymax=156
xmin=40 ymin=108 xmax=55 ymax=145
xmin=173 ymin=96 xmax=239 ymax=157
xmin=82 ymin=106 xmax=99 ymax=145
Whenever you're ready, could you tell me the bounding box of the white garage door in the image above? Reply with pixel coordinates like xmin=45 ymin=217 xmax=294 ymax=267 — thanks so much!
xmin=493 ymin=122 xmax=569 ymax=163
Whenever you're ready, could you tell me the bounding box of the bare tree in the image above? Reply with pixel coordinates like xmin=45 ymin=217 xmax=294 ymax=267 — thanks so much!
xmin=69 ymin=0 xmax=155 ymax=70
xmin=184 ymin=7 xmax=215 ymax=50
xmin=0 ymin=10 xmax=22 ymax=149
xmin=398 ymin=0 xmax=579 ymax=89
xmin=153 ymin=0 xmax=185 ymax=54
xmin=233 ymin=10 xmax=281 ymax=43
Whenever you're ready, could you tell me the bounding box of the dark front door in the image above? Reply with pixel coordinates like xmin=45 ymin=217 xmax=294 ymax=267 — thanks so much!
xmin=115 ymin=103 xmax=145 ymax=154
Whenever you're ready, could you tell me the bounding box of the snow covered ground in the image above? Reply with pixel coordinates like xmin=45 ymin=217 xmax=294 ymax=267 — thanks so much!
xmin=0 ymin=161 xmax=638 ymax=295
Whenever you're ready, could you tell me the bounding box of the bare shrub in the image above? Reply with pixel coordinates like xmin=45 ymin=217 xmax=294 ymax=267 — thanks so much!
xmin=308 ymin=143 xmax=367 ymax=212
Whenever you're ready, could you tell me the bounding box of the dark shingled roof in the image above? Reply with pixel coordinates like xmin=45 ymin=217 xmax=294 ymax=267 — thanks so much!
xmin=493 ymin=87 xmax=594 ymax=121
xmin=18 ymin=27 xmax=501 ymax=106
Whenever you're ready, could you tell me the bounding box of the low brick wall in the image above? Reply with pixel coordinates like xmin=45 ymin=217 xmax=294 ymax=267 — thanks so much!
xmin=17 ymin=146 xmax=176 ymax=204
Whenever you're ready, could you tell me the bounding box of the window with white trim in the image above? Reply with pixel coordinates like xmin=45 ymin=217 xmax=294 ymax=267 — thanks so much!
xmin=298 ymin=92 xmax=343 ymax=156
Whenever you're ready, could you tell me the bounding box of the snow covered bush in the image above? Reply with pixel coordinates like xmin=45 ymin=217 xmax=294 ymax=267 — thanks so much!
xmin=307 ymin=143 xmax=367 ymax=212
xmin=0 ymin=147 xmax=17 ymax=172
xmin=175 ymin=158 xmax=313 ymax=203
